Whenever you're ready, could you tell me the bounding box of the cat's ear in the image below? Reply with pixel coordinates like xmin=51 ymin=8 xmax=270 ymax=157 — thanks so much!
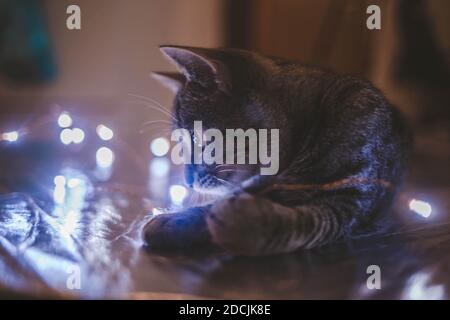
xmin=159 ymin=45 xmax=231 ymax=93
xmin=151 ymin=72 xmax=185 ymax=93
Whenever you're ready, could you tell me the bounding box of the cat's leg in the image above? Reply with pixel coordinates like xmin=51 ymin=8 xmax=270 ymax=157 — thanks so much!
xmin=144 ymin=192 xmax=360 ymax=255
xmin=144 ymin=205 xmax=212 ymax=250
xmin=206 ymin=192 xmax=357 ymax=255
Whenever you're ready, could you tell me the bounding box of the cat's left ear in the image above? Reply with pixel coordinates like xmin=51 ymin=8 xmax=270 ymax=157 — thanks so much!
xmin=159 ymin=45 xmax=231 ymax=93
xmin=151 ymin=72 xmax=185 ymax=93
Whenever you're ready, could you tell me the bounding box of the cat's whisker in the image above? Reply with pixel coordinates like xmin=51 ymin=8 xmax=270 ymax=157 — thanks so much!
xmin=128 ymin=94 xmax=177 ymax=121
xmin=193 ymin=192 xmax=201 ymax=206
xmin=128 ymin=93 xmax=168 ymax=109
xmin=216 ymin=168 xmax=254 ymax=187
xmin=200 ymin=192 xmax=209 ymax=205
xmin=187 ymin=190 xmax=202 ymax=207
xmin=125 ymin=100 xmax=173 ymax=119
xmin=142 ymin=124 xmax=172 ymax=131
xmin=196 ymin=192 xmax=208 ymax=206
xmin=214 ymin=164 xmax=236 ymax=169
xmin=215 ymin=177 xmax=236 ymax=188
xmin=139 ymin=125 xmax=173 ymax=135
xmin=214 ymin=164 xmax=249 ymax=170
xmin=217 ymin=168 xmax=252 ymax=174
xmin=141 ymin=104 xmax=175 ymax=122
xmin=142 ymin=119 xmax=173 ymax=126
xmin=126 ymin=98 xmax=176 ymax=122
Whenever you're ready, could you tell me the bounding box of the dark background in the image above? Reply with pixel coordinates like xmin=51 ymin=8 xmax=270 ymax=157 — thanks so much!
xmin=1 ymin=0 xmax=449 ymax=136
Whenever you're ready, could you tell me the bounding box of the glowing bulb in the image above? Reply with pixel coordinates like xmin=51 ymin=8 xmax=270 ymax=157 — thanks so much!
xmin=150 ymin=137 xmax=170 ymax=157
xmin=60 ymin=128 xmax=73 ymax=145
xmin=57 ymin=112 xmax=73 ymax=128
xmin=67 ymin=178 xmax=82 ymax=188
xmin=53 ymin=175 xmax=66 ymax=186
xmin=96 ymin=124 xmax=114 ymax=141
xmin=150 ymin=158 xmax=170 ymax=178
xmin=71 ymin=128 xmax=85 ymax=144
xmin=2 ymin=131 xmax=19 ymax=142
xmin=96 ymin=147 xmax=114 ymax=168
xmin=169 ymin=185 xmax=188 ymax=205
xmin=409 ymin=199 xmax=432 ymax=218
xmin=53 ymin=185 xmax=66 ymax=205
xmin=403 ymin=272 xmax=445 ymax=300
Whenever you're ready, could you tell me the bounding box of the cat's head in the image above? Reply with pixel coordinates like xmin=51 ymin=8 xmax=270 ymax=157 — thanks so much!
xmin=152 ymin=46 xmax=290 ymax=194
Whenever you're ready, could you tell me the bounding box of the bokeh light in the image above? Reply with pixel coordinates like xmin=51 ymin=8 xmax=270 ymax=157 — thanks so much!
xmin=169 ymin=184 xmax=188 ymax=205
xmin=53 ymin=176 xmax=66 ymax=205
xmin=403 ymin=271 xmax=445 ymax=300
xmin=96 ymin=124 xmax=114 ymax=141
xmin=150 ymin=157 xmax=170 ymax=178
xmin=1 ymin=131 xmax=19 ymax=142
xmin=57 ymin=112 xmax=73 ymax=128
xmin=53 ymin=175 xmax=66 ymax=186
xmin=150 ymin=137 xmax=170 ymax=157
xmin=96 ymin=147 xmax=115 ymax=168
xmin=60 ymin=128 xmax=74 ymax=145
xmin=409 ymin=199 xmax=432 ymax=218
xmin=67 ymin=178 xmax=82 ymax=188
xmin=72 ymin=128 xmax=85 ymax=144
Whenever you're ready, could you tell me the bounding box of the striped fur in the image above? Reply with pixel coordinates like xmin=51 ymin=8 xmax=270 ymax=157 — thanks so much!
xmin=144 ymin=46 xmax=411 ymax=256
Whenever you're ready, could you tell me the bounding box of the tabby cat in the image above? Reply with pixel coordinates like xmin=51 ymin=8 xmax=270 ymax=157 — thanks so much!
xmin=144 ymin=46 xmax=411 ymax=256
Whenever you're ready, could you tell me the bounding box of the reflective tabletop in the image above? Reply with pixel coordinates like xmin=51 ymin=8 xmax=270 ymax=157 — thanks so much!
xmin=0 ymin=110 xmax=449 ymax=299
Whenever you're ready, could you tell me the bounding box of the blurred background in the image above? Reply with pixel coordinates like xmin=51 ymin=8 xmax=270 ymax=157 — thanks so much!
xmin=0 ymin=0 xmax=449 ymax=299
xmin=0 ymin=0 xmax=449 ymax=168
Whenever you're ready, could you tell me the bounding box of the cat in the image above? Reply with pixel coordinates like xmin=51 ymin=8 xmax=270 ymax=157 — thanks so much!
xmin=144 ymin=45 xmax=411 ymax=256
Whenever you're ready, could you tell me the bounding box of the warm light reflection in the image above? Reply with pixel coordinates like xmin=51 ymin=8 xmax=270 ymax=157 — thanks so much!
xmin=409 ymin=199 xmax=432 ymax=218
xmin=150 ymin=137 xmax=170 ymax=157
xmin=1 ymin=131 xmax=19 ymax=142
xmin=152 ymin=208 xmax=163 ymax=216
xmin=96 ymin=124 xmax=114 ymax=141
xmin=57 ymin=112 xmax=73 ymax=128
xmin=169 ymin=185 xmax=188 ymax=205
xmin=96 ymin=147 xmax=115 ymax=168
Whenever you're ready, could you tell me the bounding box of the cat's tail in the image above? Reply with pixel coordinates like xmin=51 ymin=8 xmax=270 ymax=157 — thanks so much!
xmin=206 ymin=192 xmax=355 ymax=256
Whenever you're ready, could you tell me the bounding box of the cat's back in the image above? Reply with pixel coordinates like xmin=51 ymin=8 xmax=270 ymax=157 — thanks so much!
xmin=267 ymin=56 xmax=412 ymax=185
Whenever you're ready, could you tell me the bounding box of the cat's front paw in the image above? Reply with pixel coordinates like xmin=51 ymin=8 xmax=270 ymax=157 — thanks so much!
xmin=143 ymin=206 xmax=212 ymax=251
xmin=206 ymin=193 xmax=271 ymax=255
